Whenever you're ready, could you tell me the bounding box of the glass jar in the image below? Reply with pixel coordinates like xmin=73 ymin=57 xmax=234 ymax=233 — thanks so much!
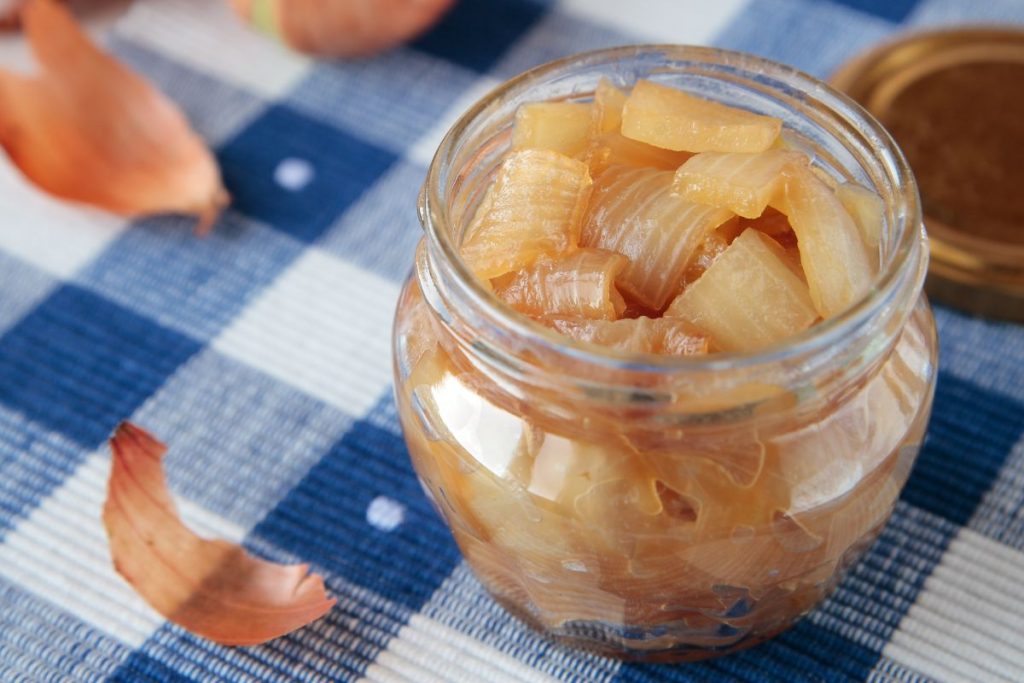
xmin=392 ymin=46 xmax=937 ymax=662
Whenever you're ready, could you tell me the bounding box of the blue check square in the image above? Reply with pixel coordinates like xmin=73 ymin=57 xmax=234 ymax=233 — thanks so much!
xmin=903 ymin=373 xmax=1024 ymax=526
xmin=0 ymin=285 xmax=201 ymax=448
xmin=412 ymin=0 xmax=547 ymax=73
xmin=253 ymin=419 xmax=461 ymax=612
xmin=828 ymin=0 xmax=921 ymax=22
xmin=217 ymin=105 xmax=398 ymax=243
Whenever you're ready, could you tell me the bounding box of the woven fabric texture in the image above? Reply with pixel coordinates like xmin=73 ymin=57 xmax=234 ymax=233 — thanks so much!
xmin=0 ymin=0 xmax=1022 ymax=681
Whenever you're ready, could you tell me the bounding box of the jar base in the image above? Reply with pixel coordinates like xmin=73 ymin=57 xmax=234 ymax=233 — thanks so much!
xmin=490 ymin=593 xmax=799 ymax=663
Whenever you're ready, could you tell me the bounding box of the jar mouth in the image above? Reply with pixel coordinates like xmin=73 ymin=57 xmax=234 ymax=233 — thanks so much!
xmin=421 ymin=44 xmax=925 ymax=373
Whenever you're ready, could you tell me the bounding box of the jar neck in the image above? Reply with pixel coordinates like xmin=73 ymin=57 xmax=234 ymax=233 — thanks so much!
xmin=415 ymin=45 xmax=927 ymax=424
xmin=417 ymin=233 xmax=926 ymax=425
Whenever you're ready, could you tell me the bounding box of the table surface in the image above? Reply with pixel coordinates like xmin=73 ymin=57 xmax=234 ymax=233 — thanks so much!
xmin=1 ymin=0 xmax=1023 ymax=681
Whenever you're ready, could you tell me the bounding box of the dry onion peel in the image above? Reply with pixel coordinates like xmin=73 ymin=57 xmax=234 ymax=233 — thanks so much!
xmin=104 ymin=422 xmax=335 ymax=646
xmin=0 ymin=0 xmax=228 ymax=234
xmin=229 ymin=0 xmax=455 ymax=58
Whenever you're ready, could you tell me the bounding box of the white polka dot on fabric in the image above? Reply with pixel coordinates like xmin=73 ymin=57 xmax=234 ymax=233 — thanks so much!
xmin=366 ymin=495 xmax=406 ymax=531
xmin=273 ymin=157 xmax=315 ymax=191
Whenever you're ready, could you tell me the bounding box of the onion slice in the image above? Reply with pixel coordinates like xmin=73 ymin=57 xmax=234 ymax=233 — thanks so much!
xmin=0 ymin=0 xmax=228 ymax=233
xmin=104 ymin=423 xmax=334 ymax=646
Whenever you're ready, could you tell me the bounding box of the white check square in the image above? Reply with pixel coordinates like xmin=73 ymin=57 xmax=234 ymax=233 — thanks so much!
xmin=115 ymin=0 xmax=311 ymax=98
xmin=213 ymin=248 xmax=400 ymax=418
xmin=361 ymin=614 xmax=561 ymax=683
xmin=558 ymin=0 xmax=749 ymax=45
xmin=0 ymin=158 xmax=126 ymax=280
xmin=884 ymin=528 xmax=1024 ymax=682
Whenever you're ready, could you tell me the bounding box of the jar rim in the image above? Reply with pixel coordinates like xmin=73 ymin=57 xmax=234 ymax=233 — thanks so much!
xmin=421 ymin=44 xmax=925 ymax=373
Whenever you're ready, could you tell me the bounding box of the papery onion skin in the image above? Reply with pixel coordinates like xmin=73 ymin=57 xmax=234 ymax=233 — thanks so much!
xmin=0 ymin=0 xmax=228 ymax=234
xmin=104 ymin=422 xmax=335 ymax=646
xmin=229 ymin=0 xmax=456 ymax=58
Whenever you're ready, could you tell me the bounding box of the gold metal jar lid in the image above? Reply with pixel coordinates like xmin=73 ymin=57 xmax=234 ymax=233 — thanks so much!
xmin=831 ymin=27 xmax=1024 ymax=322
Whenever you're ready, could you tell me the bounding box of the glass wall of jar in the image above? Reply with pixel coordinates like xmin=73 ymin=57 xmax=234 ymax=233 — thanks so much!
xmin=392 ymin=46 xmax=937 ymax=662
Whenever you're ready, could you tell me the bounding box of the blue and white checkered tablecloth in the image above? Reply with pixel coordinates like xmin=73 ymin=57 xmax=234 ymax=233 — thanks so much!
xmin=1 ymin=0 xmax=1023 ymax=681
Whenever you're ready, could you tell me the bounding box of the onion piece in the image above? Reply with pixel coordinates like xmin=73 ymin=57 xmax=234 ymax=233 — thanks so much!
xmin=0 ymin=0 xmax=228 ymax=234
xmin=229 ymin=0 xmax=455 ymax=58
xmin=104 ymin=422 xmax=334 ymax=646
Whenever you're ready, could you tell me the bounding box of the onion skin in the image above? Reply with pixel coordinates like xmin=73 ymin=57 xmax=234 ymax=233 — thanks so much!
xmin=104 ymin=423 xmax=335 ymax=646
xmin=0 ymin=0 xmax=228 ymax=233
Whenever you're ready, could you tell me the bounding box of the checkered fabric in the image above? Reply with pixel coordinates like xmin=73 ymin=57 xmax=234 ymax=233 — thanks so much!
xmin=0 ymin=0 xmax=1022 ymax=681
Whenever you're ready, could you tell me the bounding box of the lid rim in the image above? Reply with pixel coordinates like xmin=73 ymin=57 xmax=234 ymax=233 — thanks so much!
xmin=831 ymin=26 xmax=1024 ymax=321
